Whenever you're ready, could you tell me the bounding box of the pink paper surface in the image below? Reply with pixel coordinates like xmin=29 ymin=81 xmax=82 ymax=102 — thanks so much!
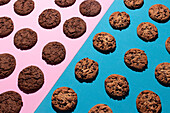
xmin=0 ymin=0 xmax=114 ymax=113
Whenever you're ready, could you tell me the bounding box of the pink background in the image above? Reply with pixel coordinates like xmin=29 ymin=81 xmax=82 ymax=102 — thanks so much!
xmin=0 ymin=0 xmax=114 ymax=113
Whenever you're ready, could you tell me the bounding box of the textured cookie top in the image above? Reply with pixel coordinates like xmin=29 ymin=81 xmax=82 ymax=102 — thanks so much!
xmin=88 ymin=104 xmax=113 ymax=113
xmin=136 ymin=90 xmax=161 ymax=113
xmin=52 ymin=87 xmax=77 ymax=111
xmin=0 ymin=91 xmax=23 ymax=113
xmin=55 ymin=0 xmax=76 ymax=7
xmin=79 ymin=0 xmax=101 ymax=17
xmin=149 ymin=4 xmax=170 ymax=22
xmin=165 ymin=37 xmax=170 ymax=54
xmin=155 ymin=62 xmax=170 ymax=86
xmin=137 ymin=22 xmax=158 ymax=42
xmin=124 ymin=0 xmax=144 ymax=9
xmin=18 ymin=65 xmax=44 ymax=93
xmin=0 ymin=0 xmax=10 ymax=5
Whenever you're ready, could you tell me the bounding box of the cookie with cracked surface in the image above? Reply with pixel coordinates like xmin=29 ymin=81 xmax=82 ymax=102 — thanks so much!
xmin=55 ymin=0 xmax=76 ymax=7
xmin=136 ymin=90 xmax=161 ymax=113
xmin=14 ymin=28 xmax=37 ymax=50
xmin=93 ymin=32 xmax=116 ymax=54
xmin=0 ymin=0 xmax=10 ymax=5
xmin=155 ymin=62 xmax=170 ymax=86
xmin=14 ymin=0 xmax=34 ymax=16
xmin=0 ymin=53 xmax=16 ymax=79
xmin=42 ymin=41 xmax=66 ymax=65
xmin=88 ymin=104 xmax=113 ymax=113
xmin=109 ymin=11 xmax=130 ymax=30
xmin=18 ymin=65 xmax=44 ymax=94
xmin=63 ymin=17 xmax=86 ymax=38
xmin=0 ymin=91 xmax=23 ymax=113
xmin=137 ymin=22 xmax=158 ymax=42
xmin=75 ymin=58 xmax=98 ymax=82
xmin=124 ymin=0 xmax=144 ymax=9
xmin=52 ymin=87 xmax=77 ymax=111
xmin=79 ymin=0 xmax=101 ymax=17
xmin=105 ymin=74 xmax=129 ymax=99
xmin=38 ymin=9 xmax=61 ymax=29
xmin=0 ymin=17 xmax=14 ymax=38
xmin=165 ymin=37 xmax=170 ymax=54
xmin=149 ymin=4 xmax=170 ymax=23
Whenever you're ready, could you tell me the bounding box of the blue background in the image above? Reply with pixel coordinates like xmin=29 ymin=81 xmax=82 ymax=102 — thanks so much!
xmin=36 ymin=0 xmax=170 ymax=113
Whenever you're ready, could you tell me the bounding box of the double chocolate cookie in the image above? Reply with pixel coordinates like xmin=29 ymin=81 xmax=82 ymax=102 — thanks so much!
xmin=55 ymin=0 xmax=76 ymax=7
xmin=165 ymin=37 xmax=170 ymax=54
xmin=88 ymin=104 xmax=113 ymax=113
xmin=0 ymin=0 xmax=10 ymax=5
xmin=124 ymin=0 xmax=144 ymax=9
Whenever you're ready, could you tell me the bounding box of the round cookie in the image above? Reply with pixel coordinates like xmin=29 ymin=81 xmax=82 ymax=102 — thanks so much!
xmin=0 ymin=0 xmax=10 ymax=5
xmin=165 ymin=37 xmax=170 ymax=54
xmin=136 ymin=90 xmax=161 ymax=113
xmin=0 ymin=91 xmax=23 ymax=113
xmin=149 ymin=4 xmax=170 ymax=23
xmin=14 ymin=0 xmax=34 ymax=16
xmin=55 ymin=0 xmax=76 ymax=7
xmin=79 ymin=0 xmax=101 ymax=17
xmin=137 ymin=22 xmax=158 ymax=42
xmin=18 ymin=65 xmax=44 ymax=94
xmin=14 ymin=28 xmax=37 ymax=50
xmin=38 ymin=9 xmax=61 ymax=29
xmin=75 ymin=58 xmax=99 ymax=82
xmin=0 ymin=53 xmax=16 ymax=79
xmin=109 ymin=11 xmax=130 ymax=30
xmin=0 ymin=17 xmax=14 ymax=38
xmin=105 ymin=74 xmax=129 ymax=99
xmin=124 ymin=48 xmax=148 ymax=71
xmin=124 ymin=0 xmax=144 ymax=9
xmin=52 ymin=87 xmax=77 ymax=111
xmin=88 ymin=104 xmax=113 ymax=113
xmin=42 ymin=41 xmax=66 ymax=65
xmin=155 ymin=62 xmax=170 ymax=86
xmin=63 ymin=17 xmax=86 ymax=38
xmin=93 ymin=32 xmax=116 ymax=54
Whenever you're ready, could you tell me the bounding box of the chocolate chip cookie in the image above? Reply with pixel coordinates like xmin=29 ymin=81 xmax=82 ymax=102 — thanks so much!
xmin=63 ymin=17 xmax=86 ymax=38
xmin=165 ymin=37 xmax=170 ymax=54
xmin=0 ymin=91 xmax=23 ymax=113
xmin=155 ymin=62 xmax=170 ymax=86
xmin=124 ymin=0 xmax=144 ymax=9
xmin=52 ymin=87 xmax=77 ymax=111
xmin=137 ymin=22 xmax=158 ymax=42
xmin=42 ymin=41 xmax=66 ymax=65
xmin=0 ymin=53 xmax=16 ymax=79
xmin=14 ymin=28 xmax=37 ymax=50
xmin=109 ymin=11 xmax=130 ymax=30
xmin=0 ymin=0 xmax=10 ymax=5
xmin=124 ymin=48 xmax=148 ymax=71
xmin=79 ymin=0 xmax=101 ymax=17
xmin=93 ymin=32 xmax=116 ymax=54
xmin=75 ymin=58 xmax=98 ymax=82
xmin=88 ymin=104 xmax=113 ymax=113
xmin=105 ymin=74 xmax=129 ymax=99
xmin=55 ymin=0 xmax=76 ymax=7
xmin=38 ymin=9 xmax=61 ymax=29
xmin=149 ymin=4 xmax=170 ymax=23
xmin=0 ymin=17 xmax=14 ymax=38
xmin=136 ymin=90 xmax=161 ymax=113
xmin=14 ymin=0 xmax=34 ymax=16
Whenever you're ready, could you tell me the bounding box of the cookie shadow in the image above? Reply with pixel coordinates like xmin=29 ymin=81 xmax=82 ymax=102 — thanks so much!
xmin=138 ymin=34 xmax=158 ymax=42
xmin=125 ymin=62 xmax=148 ymax=72
xmin=93 ymin=45 xmax=116 ymax=55
xmin=157 ymin=80 xmax=170 ymax=87
xmin=52 ymin=103 xmax=76 ymax=113
xmin=152 ymin=17 xmax=170 ymax=23
xmin=107 ymin=90 xmax=129 ymax=101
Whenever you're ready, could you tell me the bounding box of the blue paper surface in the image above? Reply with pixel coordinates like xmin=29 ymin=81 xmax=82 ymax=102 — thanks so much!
xmin=36 ymin=0 xmax=170 ymax=113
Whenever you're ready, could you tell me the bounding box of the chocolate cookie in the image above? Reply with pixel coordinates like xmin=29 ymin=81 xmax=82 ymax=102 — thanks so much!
xmin=79 ymin=0 xmax=101 ymax=17
xmin=136 ymin=90 xmax=161 ymax=113
xmin=105 ymin=74 xmax=129 ymax=99
xmin=0 ymin=53 xmax=16 ymax=79
xmin=42 ymin=41 xmax=66 ymax=65
xmin=137 ymin=22 xmax=158 ymax=42
xmin=14 ymin=0 xmax=34 ymax=16
xmin=88 ymin=104 xmax=113 ymax=113
xmin=124 ymin=0 xmax=144 ymax=9
xmin=0 ymin=17 xmax=14 ymax=38
xmin=155 ymin=62 xmax=170 ymax=86
xmin=55 ymin=0 xmax=76 ymax=7
xmin=93 ymin=32 xmax=116 ymax=54
xmin=14 ymin=28 xmax=37 ymax=50
xmin=165 ymin=37 xmax=170 ymax=54
xmin=18 ymin=65 xmax=44 ymax=94
xmin=52 ymin=87 xmax=77 ymax=111
xmin=38 ymin=9 xmax=61 ymax=29
xmin=0 ymin=91 xmax=23 ymax=113
xmin=149 ymin=4 xmax=170 ymax=23
xmin=75 ymin=58 xmax=98 ymax=82
xmin=63 ymin=17 xmax=86 ymax=38
xmin=0 ymin=0 xmax=10 ymax=5
xmin=109 ymin=11 xmax=130 ymax=30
